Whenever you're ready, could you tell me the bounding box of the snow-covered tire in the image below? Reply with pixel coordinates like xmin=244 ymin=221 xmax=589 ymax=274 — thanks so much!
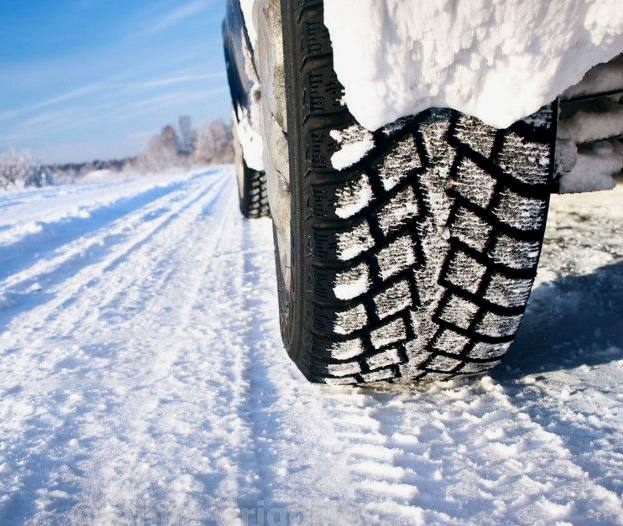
xmin=234 ymin=132 xmax=270 ymax=219
xmin=278 ymin=0 xmax=556 ymax=384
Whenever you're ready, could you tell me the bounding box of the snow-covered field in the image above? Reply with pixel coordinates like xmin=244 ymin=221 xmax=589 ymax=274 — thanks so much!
xmin=0 ymin=167 xmax=621 ymax=525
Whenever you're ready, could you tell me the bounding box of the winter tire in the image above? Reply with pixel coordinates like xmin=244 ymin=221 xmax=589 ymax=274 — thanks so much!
xmin=233 ymin=125 xmax=270 ymax=219
xmin=278 ymin=0 xmax=556 ymax=384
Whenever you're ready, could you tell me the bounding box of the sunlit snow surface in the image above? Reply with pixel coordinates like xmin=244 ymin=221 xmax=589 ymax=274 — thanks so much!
xmin=324 ymin=0 xmax=623 ymax=129
xmin=0 ymin=168 xmax=622 ymax=525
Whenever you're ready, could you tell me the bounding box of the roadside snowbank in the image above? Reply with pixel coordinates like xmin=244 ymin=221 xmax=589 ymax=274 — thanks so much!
xmin=324 ymin=0 xmax=623 ymax=130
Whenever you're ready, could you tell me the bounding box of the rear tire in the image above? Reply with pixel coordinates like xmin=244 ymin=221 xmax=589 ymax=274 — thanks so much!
xmin=234 ymin=122 xmax=270 ymax=219
xmin=278 ymin=0 xmax=556 ymax=384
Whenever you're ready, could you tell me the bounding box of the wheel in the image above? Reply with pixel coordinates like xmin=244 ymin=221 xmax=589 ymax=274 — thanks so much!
xmin=276 ymin=0 xmax=556 ymax=384
xmin=233 ymin=119 xmax=270 ymax=219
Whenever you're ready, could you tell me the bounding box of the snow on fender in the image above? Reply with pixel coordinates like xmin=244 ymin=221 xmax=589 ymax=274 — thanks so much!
xmin=323 ymin=0 xmax=623 ymax=130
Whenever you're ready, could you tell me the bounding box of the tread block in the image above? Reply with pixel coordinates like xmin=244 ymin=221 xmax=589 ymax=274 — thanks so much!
xmin=332 ymin=303 xmax=368 ymax=335
xmin=326 ymin=360 xmax=361 ymax=377
xmin=366 ymin=347 xmax=403 ymax=370
xmin=373 ymin=280 xmax=412 ymax=320
xmin=439 ymin=294 xmax=479 ymax=330
xmin=468 ymin=342 xmax=511 ymax=360
xmin=418 ymin=113 xmax=453 ymax=163
xmin=304 ymin=65 xmax=346 ymax=116
xmin=452 ymin=156 xmax=497 ymax=209
xmin=433 ymin=329 xmax=470 ymax=355
xmin=333 ymin=262 xmax=371 ymax=300
xmin=361 ymin=368 xmax=395 ymax=382
xmin=459 ymin=361 xmax=500 ymax=374
xmin=498 ymin=130 xmax=550 ymax=185
xmin=370 ymin=318 xmax=406 ymax=349
xmin=476 ymin=311 xmax=523 ymax=338
xmin=322 ymin=375 xmax=359 ymax=385
xmin=374 ymin=135 xmax=421 ymax=191
xmin=376 ymin=186 xmax=419 ymax=236
xmin=334 ymin=173 xmax=374 ymax=219
xmin=327 ymin=338 xmax=365 ymax=360
xmin=454 ymin=114 xmax=497 ymax=158
xmin=493 ymin=189 xmax=547 ymax=231
xmin=444 ymin=249 xmax=487 ymax=295
xmin=450 ymin=207 xmax=493 ymax=252
xmin=490 ymin=234 xmax=540 ymax=270
xmin=427 ymin=354 xmax=462 ymax=372
xmin=484 ymin=274 xmax=533 ymax=308
xmin=335 ymin=221 xmax=375 ymax=261
xmin=375 ymin=235 xmax=417 ymax=280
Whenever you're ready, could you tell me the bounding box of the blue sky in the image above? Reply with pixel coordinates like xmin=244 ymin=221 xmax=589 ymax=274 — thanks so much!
xmin=0 ymin=0 xmax=230 ymax=163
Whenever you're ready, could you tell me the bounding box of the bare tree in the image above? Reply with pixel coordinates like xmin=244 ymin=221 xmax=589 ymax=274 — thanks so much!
xmin=138 ymin=125 xmax=182 ymax=171
xmin=193 ymin=119 xmax=234 ymax=165
xmin=178 ymin=115 xmax=197 ymax=156
xmin=0 ymin=149 xmax=45 ymax=189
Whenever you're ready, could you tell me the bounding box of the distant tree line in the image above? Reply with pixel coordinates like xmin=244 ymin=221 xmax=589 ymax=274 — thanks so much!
xmin=0 ymin=116 xmax=233 ymax=190
xmin=138 ymin=116 xmax=233 ymax=170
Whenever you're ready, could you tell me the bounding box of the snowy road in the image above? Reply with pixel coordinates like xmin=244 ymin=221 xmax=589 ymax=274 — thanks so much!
xmin=0 ymin=167 xmax=622 ymax=526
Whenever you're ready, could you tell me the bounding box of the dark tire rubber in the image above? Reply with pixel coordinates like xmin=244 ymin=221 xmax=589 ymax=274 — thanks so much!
xmin=235 ymin=141 xmax=270 ymax=219
xmin=278 ymin=0 xmax=556 ymax=384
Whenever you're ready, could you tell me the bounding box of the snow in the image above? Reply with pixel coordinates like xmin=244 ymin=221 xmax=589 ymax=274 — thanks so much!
xmin=562 ymin=53 xmax=623 ymax=99
xmin=559 ymin=141 xmax=622 ymax=193
xmin=559 ymin=100 xmax=623 ymax=144
xmin=556 ymin=55 xmax=623 ymax=192
xmin=329 ymin=126 xmax=375 ymax=170
xmin=324 ymin=0 xmax=623 ymax=130
xmin=240 ymin=0 xmax=258 ymax=51
xmin=234 ymin=104 xmax=265 ymax=172
xmin=0 ymin=169 xmax=622 ymax=524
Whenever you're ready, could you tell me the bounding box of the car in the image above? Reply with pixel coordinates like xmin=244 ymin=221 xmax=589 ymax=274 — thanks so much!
xmin=223 ymin=0 xmax=623 ymax=384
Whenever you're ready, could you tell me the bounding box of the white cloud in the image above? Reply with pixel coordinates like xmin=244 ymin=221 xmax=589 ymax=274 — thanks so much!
xmin=140 ymin=72 xmax=224 ymax=88
xmin=0 ymin=70 xmax=223 ymax=124
xmin=133 ymin=0 xmax=211 ymax=38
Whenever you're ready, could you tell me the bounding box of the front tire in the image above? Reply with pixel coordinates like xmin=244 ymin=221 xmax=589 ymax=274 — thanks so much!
xmin=277 ymin=0 xmax=556 ymax=384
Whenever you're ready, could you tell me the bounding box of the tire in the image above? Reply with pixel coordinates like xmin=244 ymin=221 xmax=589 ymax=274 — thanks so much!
xmin=233 ymin=123 xmax=270 ymax=219
xmin=278 ymin=0 xmax=556 ymax=384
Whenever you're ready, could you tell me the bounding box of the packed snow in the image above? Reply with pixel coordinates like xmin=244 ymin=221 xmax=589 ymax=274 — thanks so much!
xmin=0 ymin=168 xmax=622 ymax=525
xmin=324 ymin=0 xmax=623 ymax=130
xmin=556 ymin=54 xmax=623 ymax=192
xmin=329 ymin=126 xmax=375 ymax=170
xmin=233 ymin=107 xmax=265 ymax=171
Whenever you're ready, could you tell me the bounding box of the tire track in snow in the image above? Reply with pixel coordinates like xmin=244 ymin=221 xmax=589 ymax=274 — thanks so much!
xmin=66 ymin=175 xmax=242 ymax=525
xmin=1 ymin=171 xmax=622 ymax=526
xmin=319 ymin=376 xmax=623 ymax=525
xmin=0 ymin=175 xmax=200 ymax=298
xmin=0 ymin=175 xmax=192 ymax=286
xmin=0 ymin=171 xmax=231 ymax=524
xmin=0 ymin=170 xmax=227 ymax=343
xmin=226 ymin=218 xmax=370 ymax=525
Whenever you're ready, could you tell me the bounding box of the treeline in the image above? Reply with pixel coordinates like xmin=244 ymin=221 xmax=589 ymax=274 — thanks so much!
xmin=137 ymin=116 xmax=233 ymax=171
xmin=0 ymin=116 xmax=233 ymax=190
